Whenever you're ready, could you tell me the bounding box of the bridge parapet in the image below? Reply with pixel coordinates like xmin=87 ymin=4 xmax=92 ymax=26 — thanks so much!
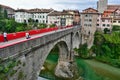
xmin=0 ymin=26 xmax=81 ymax=59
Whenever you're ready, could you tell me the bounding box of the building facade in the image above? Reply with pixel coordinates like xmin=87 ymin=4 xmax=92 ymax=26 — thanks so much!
xmin=48 ymin=11 xmax=73 ymax=27
xmin=15 ymin=9 xmax=31 ymax=23
xmin=111 ymin=8 xmax=120 ymax=26
xmin=80 ymin=8 xmax=99 ymax=48
xmin=15 ymin=8 xmax=54 ymax=23
xmin=63 ymin=10 xmax=80 ymax=25
xmin=97 ymin=14 xmax=112 ymax=31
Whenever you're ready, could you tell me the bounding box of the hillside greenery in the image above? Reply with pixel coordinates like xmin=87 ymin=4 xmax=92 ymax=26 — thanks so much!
xmin=112 ymin=25 xmax=120 ymax=31
xmin=92 ymin=31 xmax=120 ymax=67
xmin=74 ymin=31 xmax=120 ymax=68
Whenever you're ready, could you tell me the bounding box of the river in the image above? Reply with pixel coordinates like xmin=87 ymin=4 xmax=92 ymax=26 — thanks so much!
xmin=39 ymin=53 xmax=120 ymax=80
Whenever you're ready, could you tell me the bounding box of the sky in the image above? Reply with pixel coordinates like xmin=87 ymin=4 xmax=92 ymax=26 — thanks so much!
xmin=0 ymin=0 xmax=120 ymax=11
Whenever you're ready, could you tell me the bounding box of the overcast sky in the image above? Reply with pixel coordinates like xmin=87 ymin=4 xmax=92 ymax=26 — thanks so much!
xmin=0 ymin=0 xmax=120 ymax=11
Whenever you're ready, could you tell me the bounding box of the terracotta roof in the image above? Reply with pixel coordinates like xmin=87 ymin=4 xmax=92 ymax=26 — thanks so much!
xmin=107 ymin=5 xmax=120 ymax=11
xmin=81 ymin=7 xmax=99 ymax=14
xmin=48 ymin=11 xmax=73 ymax=16
xmin=28 ymin=8 xmax=53 ymax=13
xmin=15 ymin=9 xmax=28 ymax=12
xmin=63 ymin=9 xmax=79 ymax=13
xmin=48 ymin=11 xmax=61 ymax=16
xmin=63 ymin=9 xmax=80 ymax=16
xmin=15 ymin=8 xmax=54 ymax=13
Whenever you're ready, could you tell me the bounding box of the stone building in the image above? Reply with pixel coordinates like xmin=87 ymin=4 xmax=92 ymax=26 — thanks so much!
xmin=80 ymin=8 xmax=99 ymax=48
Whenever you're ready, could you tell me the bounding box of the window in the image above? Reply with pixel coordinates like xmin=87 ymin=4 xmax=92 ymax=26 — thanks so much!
xmin=97 ymin=24 xmax=99 ymax=26
xmin=88 ymin=24 xmax=92 ymax=27
xmin=43 ymin=20 xmax=45 ymax=23
xmin=118 ymin=21 xmax=120 ymax=23
xmin=43 ymin=16 xmax=45 ymax=18
xmin=113 ymin=20 xmax=116 ymax=23
xmin=103 ymin=24 xmax=105 ymax=26
xmin=84 ymin=24 xmax=87 ymax=26
xmin=85 ymin=14 xmax=88 ymax=17
xmin=20 ymin=15 xmax=22 ymax=18
xmin=102 ymin=20 xmax=105 ymax=22
xmin=89 ymin=19 xmax=92 ymax=22
xmin=107 ymin=24 xmax=110 ymax=27
xmin=84 ymin=19 xmax=87 ymax=21
xmin=40 ymin=16 xmax=41 ymax=18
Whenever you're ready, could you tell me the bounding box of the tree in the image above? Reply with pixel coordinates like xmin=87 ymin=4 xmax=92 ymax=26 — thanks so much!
xmin=4 ymin=10 xmax=8 ymax=19
xmin=38 ymin=23 xmax=47 ymax=29
xmin=0 ymin=5 xmax=3 ymax=20
xmin=0 ymin=20 xmax=6 ymax=32
xmin=50 ymin=24 xmax=56 ymax=28
xmin=104 ymin=28 xmax=110 ymax=34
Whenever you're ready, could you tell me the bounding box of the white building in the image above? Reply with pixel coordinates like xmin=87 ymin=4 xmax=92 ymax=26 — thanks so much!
xmin=15 ymin=8 xmax=54 ymax=23
xmin=15 ymin=9 xmax=31 ymax=23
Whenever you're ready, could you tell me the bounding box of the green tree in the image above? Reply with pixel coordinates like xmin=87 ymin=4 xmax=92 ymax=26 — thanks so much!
xmin=38 ymin=23 xmax=47 ymax=29
xmin=0 ymin=5 xmax=3 ymax=20
xmin=0 ymin=20 xmax=6 ymax=32
xmin=104 ymin=28 xmax=110 ymax=34
xmin=77 ymin=43 xmax=89 ymax=58
xmin=4 ymin=10 xmax=8 ymax=19
xmin=49 ymin=24 xmax=56 ymax=28
xmin=112 ymin=25 xmax=120 ymax=31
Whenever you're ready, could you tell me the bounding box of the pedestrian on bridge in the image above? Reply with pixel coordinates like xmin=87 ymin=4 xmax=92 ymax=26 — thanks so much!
xmin=3 ymin=32 xmax=8 ymax=42
xmin=26 ymin=31 xmax=30 ymax=39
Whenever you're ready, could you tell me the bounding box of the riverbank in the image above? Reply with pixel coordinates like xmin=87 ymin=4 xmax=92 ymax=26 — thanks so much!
xmin=84 ymin=59 xmax=120 ymax=80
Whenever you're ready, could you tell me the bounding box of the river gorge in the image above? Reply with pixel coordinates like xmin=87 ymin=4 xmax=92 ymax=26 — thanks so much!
xmin=39 ymin=52 xmax=120 ymax=80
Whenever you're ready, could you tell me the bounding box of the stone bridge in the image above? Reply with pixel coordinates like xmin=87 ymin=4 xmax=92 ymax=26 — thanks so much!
xmin=0 ymin=26 xmax=81 ymax=80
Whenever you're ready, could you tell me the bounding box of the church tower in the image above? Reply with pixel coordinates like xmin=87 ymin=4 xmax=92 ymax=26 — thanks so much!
xmin=97 ymin=0 xmax=108 ymax=13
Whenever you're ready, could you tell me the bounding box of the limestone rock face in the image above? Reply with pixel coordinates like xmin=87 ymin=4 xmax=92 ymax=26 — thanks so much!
xmin=55 ymin=61 xmax=73 ymax=78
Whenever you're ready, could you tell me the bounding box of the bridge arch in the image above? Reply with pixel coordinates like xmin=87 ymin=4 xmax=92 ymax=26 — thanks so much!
xmin=35 ymin=40 xmax=70 ymax=78
xmin=0 ymin=26 xmax=82 ymax=80
xmin=73 ymin=31 xmax=80 ymax=49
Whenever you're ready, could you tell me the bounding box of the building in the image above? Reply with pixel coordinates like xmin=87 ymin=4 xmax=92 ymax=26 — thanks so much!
xmin=97 ymin=14 xmax=112 ymax=31
xmin=110 ymin=8 xmax=120 ymax=26
xmin=29 ymin=8 xmax=54 ymax=24
xmin=48 ymin=11 xmax=61 ymax=26
xmin=63 ymin=10 xmax=80 ymax=25
xmin=15 ymin=8 xmax=54 ymax=23
xmin=0 ymin=4 xmax=15 ymax=18
xmin=48 ymin=11 xmax=73 ymax=27
xmin=97 ymin=0 xmax=108 ymax=13
xmin=80 ymin=8 xmax=99 ymax=48
xmin=15 ymin=9 xmax=31 ymax=23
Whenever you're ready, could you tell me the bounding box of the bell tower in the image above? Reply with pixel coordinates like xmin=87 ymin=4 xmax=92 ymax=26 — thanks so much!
xmin=97 ymin=0 xmax=108 ymax=13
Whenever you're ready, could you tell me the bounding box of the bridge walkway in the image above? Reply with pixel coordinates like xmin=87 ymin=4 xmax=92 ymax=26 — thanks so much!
xmin=0 ymin=27 xmax=72 ymax=48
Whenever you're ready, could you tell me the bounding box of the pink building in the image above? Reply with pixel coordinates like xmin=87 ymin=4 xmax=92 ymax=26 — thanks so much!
xmin=97 ymin=14 xmax=112 ymax=31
